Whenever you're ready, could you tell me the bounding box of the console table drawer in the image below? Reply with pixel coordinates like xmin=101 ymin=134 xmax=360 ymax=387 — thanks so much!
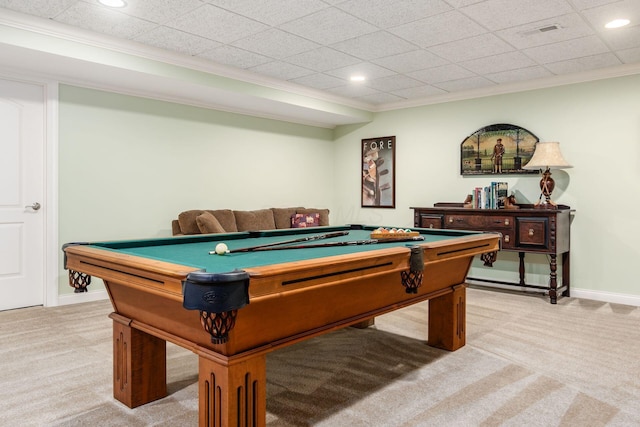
xmin=444 ymin=214 xmax=513 ymax=229
xmin=517 ymin=218 xmax=548 ymax=248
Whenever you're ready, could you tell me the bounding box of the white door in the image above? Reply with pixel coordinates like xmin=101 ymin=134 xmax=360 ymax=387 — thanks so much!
xmin=0 ymin=78 xmax=45 ymax=311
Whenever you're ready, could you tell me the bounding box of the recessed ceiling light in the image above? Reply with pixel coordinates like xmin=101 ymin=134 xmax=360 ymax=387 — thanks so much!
xmin=350 ymin=75 xmax=366 ymax=82
xmin=605 ymin=18 xmax=630 ymax=29
xmin=98 ymin=0 xmax=127 ymax=7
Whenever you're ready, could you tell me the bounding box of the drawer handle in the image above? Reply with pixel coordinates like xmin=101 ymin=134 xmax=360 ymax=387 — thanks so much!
xmin=449 ymin=218 xmax=454 ymax=223
xmin=429 ymin=224 xmax=434 ymax=228
xmin=505 ymin=219 xmax=510 ymax=225
xmin=529 ymin=229 xmax=534 ymax=236
xmin=504 ymin=235 xmax=510 ymax=243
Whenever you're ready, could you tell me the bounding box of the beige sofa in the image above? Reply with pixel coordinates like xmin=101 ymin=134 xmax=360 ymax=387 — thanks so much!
xmin=171 ymin=207 xmax=330 ymax=236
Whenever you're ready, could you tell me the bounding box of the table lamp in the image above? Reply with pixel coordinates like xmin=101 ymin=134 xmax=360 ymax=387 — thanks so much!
xmin=523 ymin=141 xmax=572 ymax=208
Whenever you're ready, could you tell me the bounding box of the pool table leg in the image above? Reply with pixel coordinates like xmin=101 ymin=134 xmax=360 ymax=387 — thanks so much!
xmin=110 ymin=313 xmax=167 ymax=408
xmin=427 ymin=284 xmax=466 ymax=351
xmin=198 ymin=350 xmax=267 ymax=427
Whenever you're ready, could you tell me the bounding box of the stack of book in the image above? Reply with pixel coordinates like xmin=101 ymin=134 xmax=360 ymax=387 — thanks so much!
xmin=471 ymin=182 xmax=508 ymax=209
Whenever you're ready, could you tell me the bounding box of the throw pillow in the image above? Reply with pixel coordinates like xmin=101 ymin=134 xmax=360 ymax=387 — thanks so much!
xmin=291 ymin=213 xmax=320 ymax=228
xmin=196 ymin=212 xmax=226 ymax=234
xmin=297 ymin=208 xmax=329 ymax=226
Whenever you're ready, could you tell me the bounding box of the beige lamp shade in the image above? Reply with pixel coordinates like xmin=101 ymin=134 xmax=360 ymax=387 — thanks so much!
xmin=523 ymin=141 xmax=572 ymax=170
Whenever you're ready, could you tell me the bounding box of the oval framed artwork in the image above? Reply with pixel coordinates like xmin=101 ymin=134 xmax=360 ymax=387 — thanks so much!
xmin=460 ymin=123 xmax=539 ymax=175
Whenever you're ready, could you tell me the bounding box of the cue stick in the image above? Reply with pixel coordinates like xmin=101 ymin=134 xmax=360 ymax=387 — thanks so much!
xmin=217 ymin=231 xmax=350 ymax=254
xmin=250 ymin=236 xmax=425 ymax=251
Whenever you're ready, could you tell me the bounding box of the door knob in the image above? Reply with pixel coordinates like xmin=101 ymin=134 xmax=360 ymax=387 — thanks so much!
xmin=25 ymin=202 xmax=41 ymax=211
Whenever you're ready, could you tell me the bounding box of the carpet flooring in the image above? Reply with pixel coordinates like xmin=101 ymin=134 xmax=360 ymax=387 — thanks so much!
xmin=1 ymin=287 xmax=639 ymax=426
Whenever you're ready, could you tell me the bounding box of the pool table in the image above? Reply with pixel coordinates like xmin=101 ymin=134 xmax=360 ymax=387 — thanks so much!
xmin=63 ymin=224 xmax=499 ymax=427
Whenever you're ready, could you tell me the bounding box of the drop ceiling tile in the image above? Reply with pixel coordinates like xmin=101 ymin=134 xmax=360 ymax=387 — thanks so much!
xmin=207 ymin=0 xmax=329 ymax=26
xmin=486 ymin=66 xmax=553 ymax=84
xmin=331 ymin=31 xmax=418 ymax=60
xmin=372 ymin=50 xmax=449 ymax=73
xmin=434 ymin=75 xmax=495 ymax=92
xmin=248 ymin=61 xmax=315 ymax=81
xmin=232 ymin=28 xmax=320 ymax=60
xmin=325 ymin=62 xmax=396 ymax=81
xmin=197 ymin=45 xmax=272 ymax=69
xmin=135 ymin=26 xmax=221 ymax=56
xmin=119 ymin=0 xmax=205 ymax=25
xmin=460 ymin=51 xmax=536 ymax=74
xmin=618 ymin=47 xmax=640 ymax=63
xmin=443 ymin=0 xmax=486 ymax=7
xmin=571 ymin=0 xmax=620 ymax=9
xmin=326 ymin=84 xmax=380 ymax=97
xmin=580 ymin=0 xmax=640 ymax=29
xmin=366 ymin=74 xmax=424 ymax=92
xmin=285 ymin=47 xmax=361 ymax=72
xmin=460 ymin=0 xmax=574 ymax=31
xmin=389 ymin=10 xmax=486 ymax=47
xmin=0 ymin=0 xmax=76 ymax=18
xmin=599 ymin=25 xmax=640 ymax=50
xmin=428 ymin=33 xmax=514 ymax=62
xmin=523 ymin=35 xmax=610 ymax=63
xmin=336 ymin=0 xmax=452 ymax=28
xmin=280 ymin=7 xmax=378 ymax=45
xmin=496 ymin=13 xmax=596 ymax=49
xmin=357 ymin=92 xmax=405 ymax=104
xmin=408 ymin=64 xmax=476 ymax=84
xmin=166 ymin=4 xmax=269 ymax=44
xmin=544 ymin=52 xmax=622 ymax=74
xmin=391 ymin=84 xmax=447 ymax=99
xmin=54 ymin=1 xmax=157 ymax=39
xmin=290 ymin=73 xmax=346 ymax=89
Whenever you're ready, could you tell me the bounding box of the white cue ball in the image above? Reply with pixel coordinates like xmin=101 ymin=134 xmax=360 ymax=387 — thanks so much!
xmin=215 ymin=243 xmax=228 ymax=255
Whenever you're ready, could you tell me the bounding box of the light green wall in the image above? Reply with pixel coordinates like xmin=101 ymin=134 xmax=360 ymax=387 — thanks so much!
xmin=333 ymin=74 xmax=640 ymax=298
xmin=59 ymin=75 xmax=640 ymax=300
xmin=58 ymin=85 xmax=334 ymax=294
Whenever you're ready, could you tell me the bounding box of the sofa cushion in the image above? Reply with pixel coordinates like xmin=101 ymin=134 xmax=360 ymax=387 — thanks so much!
xmin=196 ymin=212 xmax=226 ymax=234
xmin=206 ymin=209 xmax=238 ymax=232
xmin=178 ymin=210 xmax=206 ymax=235
xmin=271 ymin=207 xmax=304 ymax=229
xmin=297 ymin=208 xmax=330 ymax=226
xmin=291 ymin=213 xmax=320 ymax=228
xmin=234 ymin=209 xmax=276 ymax=231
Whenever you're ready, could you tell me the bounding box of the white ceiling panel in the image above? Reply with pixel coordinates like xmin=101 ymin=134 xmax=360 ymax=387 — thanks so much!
xmin=135 ymin=26 xmax=221 ymax=56
xmin=409 ymin=64 xmax=477 ymax=84
xmin=331 ymin=31 xmax=417 ymax=61
xmin=486 ymin=66 xmax=553 ymax=84
xmin=460 ymin=0 xmax=574 ymax=31
xmin=428 ymin=33 xmax=514 ymax=62
xmin=166 ymin=4 xmax=269 ymax=44
xmin=232 ymin=28 xmax=319 ymax=60
xmin=336 ymin=0 xmax=453 ymax=28
xmin=55 ymin=1 xmax=156 ymax=38
xmin=207 ymin=0 xmax=329 ymax=26
xmin=279 ymin=8 xmax=378 ymax=45
xmin=0 ymin=0 xmax=638 ymax=115
xmin=544 ymin=53 xmax=622 ymax=74
xmin=523 ymin=35 xmax=610 ymax=64
xmin=389 ymin=10 xmax=486 ymax=47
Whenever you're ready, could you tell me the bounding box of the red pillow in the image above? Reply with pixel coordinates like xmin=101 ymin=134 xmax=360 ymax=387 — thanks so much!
xmin=291 ymin=213 xmax=320 ymax=228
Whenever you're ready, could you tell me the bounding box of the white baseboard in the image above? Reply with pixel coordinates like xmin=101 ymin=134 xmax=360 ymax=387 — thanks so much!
xmin=57 ymin=289 xmax=109 ymax=306
xmin=570 ymin=288 xmax=640 ymax=307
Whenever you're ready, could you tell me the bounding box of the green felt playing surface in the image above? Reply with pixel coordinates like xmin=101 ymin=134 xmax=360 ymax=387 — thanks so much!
xmin=89 ymin=226 xmax=476 ymax=274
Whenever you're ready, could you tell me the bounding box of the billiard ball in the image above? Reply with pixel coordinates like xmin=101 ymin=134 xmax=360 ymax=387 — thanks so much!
xmin=215 ymin=243 xmax=229 ymax=255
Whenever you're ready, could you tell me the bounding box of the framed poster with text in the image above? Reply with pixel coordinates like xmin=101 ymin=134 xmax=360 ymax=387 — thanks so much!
xmin=362 ymin=136 xmax=395 ymax=208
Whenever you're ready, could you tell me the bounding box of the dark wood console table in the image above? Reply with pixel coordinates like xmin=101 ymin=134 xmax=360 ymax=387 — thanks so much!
xmin=411 ymin=204 xmax=574 ymax=304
